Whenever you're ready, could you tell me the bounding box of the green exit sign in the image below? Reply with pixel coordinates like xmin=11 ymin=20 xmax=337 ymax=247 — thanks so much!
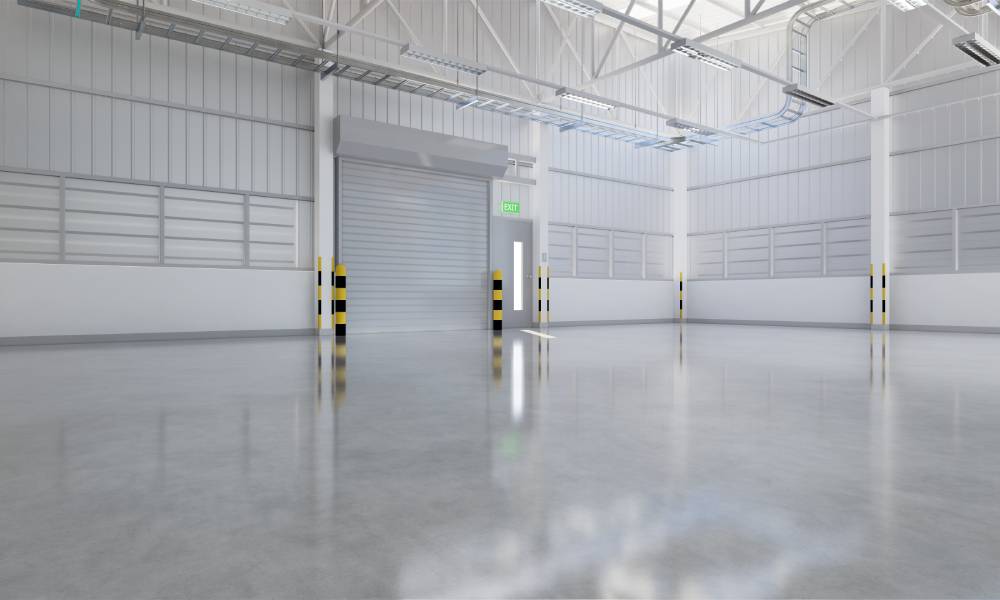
xmin=501 ymin=201 xmax=520 ymax=215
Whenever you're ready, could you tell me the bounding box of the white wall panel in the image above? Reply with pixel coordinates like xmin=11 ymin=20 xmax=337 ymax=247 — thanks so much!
xmin=893 ymin=69 xmax=1000 ymax=214
xmin=0 ymin=2 xmax=313 ymax=199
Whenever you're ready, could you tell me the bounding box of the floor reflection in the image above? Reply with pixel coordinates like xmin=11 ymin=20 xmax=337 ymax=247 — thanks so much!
xmin=2 ymin=325 xmax=1000 ymax=598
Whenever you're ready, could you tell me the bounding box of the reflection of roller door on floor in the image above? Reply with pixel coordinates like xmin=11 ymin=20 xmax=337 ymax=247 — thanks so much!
xmin=340 ymin=160 xmax=489 ymax=333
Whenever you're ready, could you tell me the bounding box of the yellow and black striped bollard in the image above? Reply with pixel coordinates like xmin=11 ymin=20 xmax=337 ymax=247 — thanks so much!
xmin=492 ymin=269 xmax=503 ymax=331
xmin=546 ymin=265 xmax=550 ymax=323
xmin=335 ymin=264 xmax=347 ymax=338
xmin=316 ymin=257 xmax=323 ymax=331
xmin=881 ymin=262 xmax=887 ymax=327
xmin=869 ymin=264 xmax=875 ymax=326
xmin=537 ymin=265 xmax=543 ymax=324
xmin=679 ymin=271 xmax=684 ymax=320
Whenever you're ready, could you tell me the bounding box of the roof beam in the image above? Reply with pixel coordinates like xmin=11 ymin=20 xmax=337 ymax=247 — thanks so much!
xmin=587 ymin=0 xmax=810 ymax=87
xmin=325 ymin=0 xmax=385 ymax=46
xmin=468 ymin=0 xmax=538 ymax=99
xmin=594 ymin=0 xmax=637 ymax=78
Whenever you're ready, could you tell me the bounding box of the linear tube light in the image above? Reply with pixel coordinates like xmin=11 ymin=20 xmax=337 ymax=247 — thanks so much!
xmin=556 ymin=88 xmax=617 ymax=111
xmin=886 ymin=0 xmax=926 ymax=11
xmin=400 ymin=44 xmax=488 ymax=76
xmin=953 ymin=33 xmax=1000 ymax=67
xmin=665 ymin=117 xmax=713 ymax=136
xmin=988 ymin=0 xmax=1000 ymax=16
xmin=782 ymin=84 xmax=833 ymax=108
xmin=540 ymin=0 xmax=603 ymax=17
xmin=672 ymin=40 xmax=740 ymax=72
xmin=191 ymin=0 xmax=291 ymax=24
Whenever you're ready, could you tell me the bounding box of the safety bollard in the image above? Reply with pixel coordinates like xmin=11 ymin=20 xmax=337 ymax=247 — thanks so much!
xmin=492 ymin=269 xmax=503 ymax=331
xmin=335 ymin=264 xmax=347 ymax=338
xmin=316 ymin=257 xmax=323 ymax=331
xmin=678 ymin=271 xmax=684 ymax=320
xmin=537 ymin=265 xmax=543 ymax=324
xmin=546 ymin=265 xmax=551 ymax=323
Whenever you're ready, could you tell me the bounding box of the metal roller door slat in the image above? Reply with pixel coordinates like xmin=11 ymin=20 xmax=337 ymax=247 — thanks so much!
xmin=341 ymin=160 xmax=489 ymax=334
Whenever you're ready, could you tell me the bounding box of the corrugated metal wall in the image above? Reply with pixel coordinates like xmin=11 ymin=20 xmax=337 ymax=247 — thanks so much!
xmin=0 ymin=1 xmax=314 ymax=197
xmin=891 ymin=69 xmax=1000 ymax=274
xmin=688 ymin=106 xmax=871 ymax=234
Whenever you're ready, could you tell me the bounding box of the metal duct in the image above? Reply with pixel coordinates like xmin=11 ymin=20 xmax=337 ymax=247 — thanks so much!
xmin=728 ymin=0 xmax=874 ymax=135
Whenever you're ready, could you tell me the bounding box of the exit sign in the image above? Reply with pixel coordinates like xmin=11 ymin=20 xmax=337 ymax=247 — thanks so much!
xmin=501 ymin=201 xmax=520 ymax=215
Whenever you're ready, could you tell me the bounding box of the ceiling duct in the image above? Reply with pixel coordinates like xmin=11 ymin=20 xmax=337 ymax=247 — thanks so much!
xmin=727 ymin=0 xmax=874 ymax=136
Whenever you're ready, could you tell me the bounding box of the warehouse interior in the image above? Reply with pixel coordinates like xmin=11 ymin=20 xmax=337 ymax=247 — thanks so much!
xmin=2 ymin=0 xmax=1000 ymax=597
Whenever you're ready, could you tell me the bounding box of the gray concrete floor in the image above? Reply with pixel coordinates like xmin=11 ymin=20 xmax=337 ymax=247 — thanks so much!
xmin=2 ymin=324 xmax=1000 ymax=599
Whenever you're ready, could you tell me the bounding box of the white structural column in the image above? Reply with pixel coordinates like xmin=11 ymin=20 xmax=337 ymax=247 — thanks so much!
xmin=314 ymin=74 xmax=337 ymax=334
xmin=671 ymin=151 xmax=689 ymax=321
xmin=869 ymin=87 xmax=892 ymax=329
xmin=531 ymin=122 xmax=551 ymax=325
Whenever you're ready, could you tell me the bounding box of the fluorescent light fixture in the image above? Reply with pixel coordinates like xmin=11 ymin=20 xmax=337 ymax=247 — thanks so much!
xmin=953 ymin=33 xmax=1000 ymax=67
xmin=665 ymin=117 xmax=713 ymax=136
xmin=540 ymin=0 xmax=602 ymax=17
xmin=513 ymin=242 xmax=523 ymax=312
xmin=672 ymin=40 xmax=740 ymax=72
xmin=559 ymin=121 xmax=582 ymax=132
xmin=400 ymin=44 xmax=487 ymax=76
xmin=555 ymin=87 xmax=617 ymax=111
xmin=782 ymin=83 xmax=834 ymax=108
xmin=456 ymin=97 xmax=479 ymax=110
xmin=191 ymin=0 xmax=291 ymax=24
xmin=988 ymin=0 xmax=1000 ymax=16
xmin=886 ymin=0 xmax=926 ymax=11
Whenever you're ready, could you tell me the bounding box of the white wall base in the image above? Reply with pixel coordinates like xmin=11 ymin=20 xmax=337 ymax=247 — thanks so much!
xmin=0 ymin=263 xmax=313 ymax=339
xmin=891 ymin=272 xmax=1000 ymax=330
xmin=549 ymin=278 xmax=673 ymax=324
xmin=687 ymin=276 xmax=870 ymax=326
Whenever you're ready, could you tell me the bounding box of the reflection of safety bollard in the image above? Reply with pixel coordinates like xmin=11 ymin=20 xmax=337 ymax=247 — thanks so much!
xmin=334 ymin=339 xmax=346 ymax=408
xmin=335 ymin=264 xmax=347 ymax=338
xmin=491 ymin=333 xmax=502 ymax=385
xmin=492 ymin=269 xmax=503 ymax=331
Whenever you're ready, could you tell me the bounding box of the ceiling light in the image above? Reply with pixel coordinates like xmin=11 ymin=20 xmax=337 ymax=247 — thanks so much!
xmin=672 ymin=40 xmax=740 ymax=72
xmin=782 ymin=83 xmax=833 ymax=107
xmin=191 ymin=0 xmax=291 ymax=25
xmin=665 ymin=117 xmax=713 ymax=136
xmin=559 ymin=121 xmax=583 ymax=132
xmin=953 ymin=33 xmax=1000 ymax=67
xmin=540 ymin=0 xmax=603 ymax=17
xmin=555 ymin=88 xmax=617 ymax=111
xmin=886 ymin=0 xmax=926 ymax=11
xmin=400 ymin=44 xmax=488 ymax=76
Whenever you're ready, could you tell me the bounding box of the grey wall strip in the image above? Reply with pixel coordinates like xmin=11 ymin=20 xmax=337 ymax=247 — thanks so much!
xmin=0 ymin=166 xmax=313 ymax=203
xmin=548 ymin=167 xmax=674 ymax=192
xmin=0 ymin=75 xmax=315 ymax=132
xmin=684 ymin=318 xmax=870 ymax=330
xmin=0 ymin=329 xmax=316 ymax=347
xmin=688 ymin=156 xmax=871 ymax=192
xmin=547 ymin=318 xmax=674 ymax=328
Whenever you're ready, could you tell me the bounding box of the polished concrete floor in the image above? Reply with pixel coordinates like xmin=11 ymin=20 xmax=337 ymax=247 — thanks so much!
xmin=2 ymin=324 xmax=1000 ymax=599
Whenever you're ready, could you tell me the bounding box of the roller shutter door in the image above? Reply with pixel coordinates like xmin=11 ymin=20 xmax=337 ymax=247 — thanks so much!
xmin=340 ymin=160 xmax=489 ymax=333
